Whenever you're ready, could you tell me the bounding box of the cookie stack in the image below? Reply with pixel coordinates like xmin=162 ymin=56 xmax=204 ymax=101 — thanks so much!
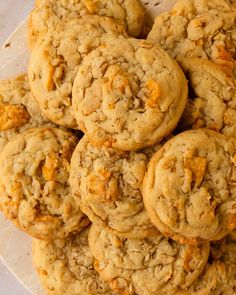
xmin=0 ymin=0 xmax=235 ymax=294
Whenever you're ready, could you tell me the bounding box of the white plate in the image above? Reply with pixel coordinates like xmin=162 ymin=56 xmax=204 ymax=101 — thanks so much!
xmin=0 ymin=1 xmax=177 ymax=294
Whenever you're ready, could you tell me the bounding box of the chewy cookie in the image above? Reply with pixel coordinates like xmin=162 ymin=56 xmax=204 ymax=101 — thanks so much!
xmin=28 ymin=16 xmax=126 ymax=128
xmin=0 ymin=127 xmax=89 ymax=240
xmin=148 ymin=0 xmax=236 ymax=76
xmin=0 ymin=74 xmax=54 ymax=151
xmin=28 ymin=0 xmax=144 ymax=47
xmin=32 ymin=228 xmax=115 ymax=295
xmin=178 ymin=58 xmax=236 ymax=138
xmin=188 ymin=235 xmax=236 ymax=294
xmin=88 ymin=224 xmax=210 ymax=295
xmin=70 ymin=136 xmax=158 ymax=239
xmin=143 ymin=129 xmax=236 ymax=244
xmin=72 ymin=37 xmax=188 ymax=150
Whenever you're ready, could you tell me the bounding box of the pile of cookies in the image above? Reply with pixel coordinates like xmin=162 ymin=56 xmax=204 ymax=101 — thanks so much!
xmin=0 ymin=0 xmax=236 ymax=294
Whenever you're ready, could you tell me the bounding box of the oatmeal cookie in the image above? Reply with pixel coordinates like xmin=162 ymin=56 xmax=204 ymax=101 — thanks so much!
xmin=88 ymin=224 xmax=210 ymax=295
xmin=143 ymin=129 xmax=236 ymax=244
xmin=69 ymin=136 xmax=158 ymax=239
xmin=0 ymin=127 xmax=89 ymax=240
xmin=32 ymin=228 xmax=115 ymax=295
xmin=148 ymin=0 xmax=236 ymax=76
xmin=28 ymin=16 xmax=125 ymax=128
xmin=72 ymin=37 xmax=188 ymax=150
xmin=178 ymin=58 xmax=236 ymax=138
xmin=0 ymin=74 xmax=54 ymax=151
xmin=28 ymin=0 xmax=144 ymax=47
xmin=187 ymin=235 xmax=236 ymax=294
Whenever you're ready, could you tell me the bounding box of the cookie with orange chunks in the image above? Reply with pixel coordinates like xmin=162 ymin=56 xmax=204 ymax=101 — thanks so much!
xmin=0 ymin=74 xmax=54 ymax=151
xmin=28 ymin=16 xmax=126 ymax=128
xmin=28 ymin=0 xmax=144 ymax=48
xmin=88 ymin=224 xmax=210 ymax=295
xmin=72 ymin=37 xmax=187 ymax=150
xmin=148 ymin=0 xmax=236 ymax=76
xmin=143 ymin=129 xmax=236 ymax=244
xmin=70 ymin=136 xmax=159 ymax=239
xmin=0 ymin=127 xmax=89 ymax=240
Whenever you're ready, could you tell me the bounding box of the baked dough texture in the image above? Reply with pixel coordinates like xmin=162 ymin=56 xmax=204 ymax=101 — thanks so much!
xmin=143 ymin=129 xmax=236 ymax=244
xmin=70 ymin=136 xmax=158 ymax=239
xmin=28 ymin=16 xmax=126 ymax=128
xmin=178 ymin=58 xmax=236 ymax=138
xmin=28 ymin=0 xmax=144 ymax=47
xmin=148 ymin=0 xmax=236 ymax=76
xmin=32 ymin=228 xmax=115 ymax=295
xmin=0 ymin=127 xmax=89 ymax=240
xmin=0 ymin=74 xmax=54 ymax=151
xmin=188 ymin=234 xmax=236 ymax=294
xmin=72 ymin=37 xmax=188 ymax=150
xmin=88 ymin=224 xmax=210 ymax=295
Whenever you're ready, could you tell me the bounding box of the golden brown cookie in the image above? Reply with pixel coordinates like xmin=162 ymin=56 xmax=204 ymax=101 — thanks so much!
xmin=32 ymin=227 xmax=115 ymax=295
xmin=143 ymin=129 xmax=236 ymax=244
xmin=28 ymin=16 xmax=126 ymax=128
xmin=72 ymin=37 xmax=188 ymax=150
xmin=178 ymin=58 xmax=236 ymax=138
xmin=0 ymin=127 xmax=89 ymax=240
xmin=69 ymin=136 xmax=158 ymax=239
xmin=28 ymin=0 xmax=144 ymax=47
xmin=148 ymin=0 xmax=236 ymax=76
xmin=88 ymin=224 xmax=210 ymax=295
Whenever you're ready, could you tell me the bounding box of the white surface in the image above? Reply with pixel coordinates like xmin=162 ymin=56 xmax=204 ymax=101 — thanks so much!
xmin=0 ymin=1 xmax=177 ymax=295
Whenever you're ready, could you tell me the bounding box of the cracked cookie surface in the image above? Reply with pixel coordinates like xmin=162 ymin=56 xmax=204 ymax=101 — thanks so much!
xmin=88 ymin=224 xmax=210 ymax=295
xmin=70 ymin=136 xmax=158 ymax=239
xmin=28 ymin=0 xmax=144 ymax=47
xmin=72 ymin=37 xmax=188 ymax=150
xmin=148 ymin=0 xmax=236 ymax=76
xmin=33 ymin=227 xmax=115 ymax=295
xmin=0 ymin=74 xmax=54 ymax=151
xmin=143 ymin=129 xmax=236 ymax=244
xmin=178 ymin=58 xmax=236 ymax=138
xmin=0 ymin=127 xmax=89 ymax=240
xmin=28 ymin=16 xmax=125 ymax=128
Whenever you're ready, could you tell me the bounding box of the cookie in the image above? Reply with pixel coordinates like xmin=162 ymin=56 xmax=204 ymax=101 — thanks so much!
xmin=177 ymin=58 xmax=236 ymax=138
xmin=28 ymin=16 xmax=126 ymax=128
xmin=0 ymin=74 xmax=54 ymax=151
xmin=32 ymin=228 xmax=115 ymax=295
xmin=147 ymin=0 xmax=236 ymax=76
xmin=69 ymin=136 xmax=158 ymax=239
xmin=0 ymin=127 xmax=89 ymax=240
xmin=88 ymin=224 xmax=210 ymax=295
xmin=28 ymin=0 xmax=144 ymax=47
xmin=143 ymin=129 xmax=236 ymax=244
xmin=72 ymin=37 xmax=188 ymax=150
xmin=188 ymin=235 xmax=236 ymax=294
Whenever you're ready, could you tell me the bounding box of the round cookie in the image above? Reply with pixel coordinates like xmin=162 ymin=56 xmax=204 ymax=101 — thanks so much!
xmin=28 ymin=0 xmax=144 ymax=47
xmin=28 ymin=16 xmax=126 ymax=128
xmin=187 ymin=235 xmax=236 ymax=294
xmin=72 ymin=37 xmax=188 ymax=150
xmin=147 ymin=0 xmax=236 ymax=76
xmin=177 ymin=58 xmax=236 ymax=138
xmin=0 ymin=127 xmax=89 ymax=240
xmin=0 ymin=74 xmax=54 ymax=151
xmin=69 ymin=136 xmax=158 ymax=239
xmin=88 ymin=224 xmax=210 ymax=295
xmin=32 ymin=228 xmax=115 ymax=295
xmin=143 ymin=129 xmax=236 ymax=244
